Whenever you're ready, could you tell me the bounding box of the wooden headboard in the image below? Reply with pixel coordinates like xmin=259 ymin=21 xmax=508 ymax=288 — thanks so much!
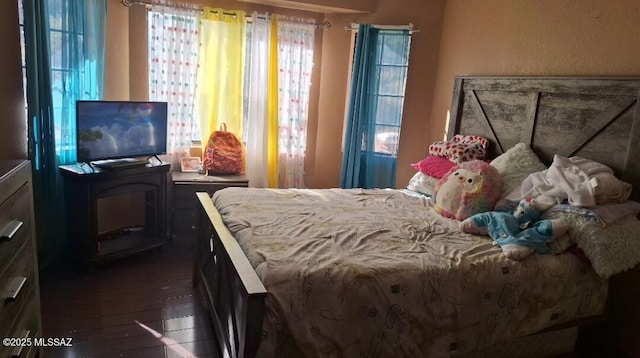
xmin=447 ymin=76 xmax=640 ymax=201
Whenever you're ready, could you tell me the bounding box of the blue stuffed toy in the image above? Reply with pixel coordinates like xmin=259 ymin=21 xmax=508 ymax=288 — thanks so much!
xmin=459 ymin=198 xmax=569 ymax=260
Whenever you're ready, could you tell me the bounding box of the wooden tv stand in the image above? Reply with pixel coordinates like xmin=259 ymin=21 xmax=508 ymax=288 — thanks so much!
xmin=59 ymin=163 xmax=170 ymax=267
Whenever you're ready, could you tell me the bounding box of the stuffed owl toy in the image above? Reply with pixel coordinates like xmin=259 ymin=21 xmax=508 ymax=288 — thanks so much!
xmin=432 ymin=160 xmax=502 ymax=221
xmin=459 ymin=198 xmax=570 ymax=260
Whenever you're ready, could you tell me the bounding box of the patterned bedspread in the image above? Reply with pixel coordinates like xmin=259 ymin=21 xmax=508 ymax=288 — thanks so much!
xmin=212 ymin=187 xmax=607 ymax=357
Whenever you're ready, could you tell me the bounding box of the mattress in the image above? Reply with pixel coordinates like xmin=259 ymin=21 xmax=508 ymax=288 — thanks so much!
xmin=212 ymin=187 xmax=607 ymax=357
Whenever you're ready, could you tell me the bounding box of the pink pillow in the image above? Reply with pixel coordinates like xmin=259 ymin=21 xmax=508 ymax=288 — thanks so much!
xmin=428 ymin=134 xmax=488 ymax=164
xmin=411 ymin=155 xmax=456 ymax=178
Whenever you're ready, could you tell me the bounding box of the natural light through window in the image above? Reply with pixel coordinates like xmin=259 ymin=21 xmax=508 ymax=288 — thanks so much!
xmin=343 ymin=28 xmax=411 ymax=158
xmin=371 ymin=31 xmax=411 ymax=157
xmin=135 ymin=320 xmax=195 ymax=357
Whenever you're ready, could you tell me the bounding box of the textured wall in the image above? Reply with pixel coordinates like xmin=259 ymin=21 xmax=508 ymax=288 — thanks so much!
xmin=429 ymin=0 xmax=640 ymax=148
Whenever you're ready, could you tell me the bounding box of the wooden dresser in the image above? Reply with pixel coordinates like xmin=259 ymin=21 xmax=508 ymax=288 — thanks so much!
xmin=0 ymin=160 xmax=42 ymax=358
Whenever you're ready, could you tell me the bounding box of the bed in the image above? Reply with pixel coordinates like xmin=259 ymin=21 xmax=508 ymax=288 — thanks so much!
xmin=194 ymin=76 xmax=640 ymax=357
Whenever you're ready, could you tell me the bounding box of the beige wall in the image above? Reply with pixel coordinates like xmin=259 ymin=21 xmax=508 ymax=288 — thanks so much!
xmin=103 ymin=1 xmax=152 ymax=101
xmin=0 ymin=0 xmax=27 ymax=159
xmin=430 ymin=0 xmax=640 ymax=149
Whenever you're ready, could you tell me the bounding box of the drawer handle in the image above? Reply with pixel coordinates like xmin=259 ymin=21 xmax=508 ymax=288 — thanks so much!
xmin=4 ymin=276 xmax=27 ymax=302
xmin=1 ymin=219 xmax=23 ymax=242
xmin=11 ymin=329 xmax=31 ymax=358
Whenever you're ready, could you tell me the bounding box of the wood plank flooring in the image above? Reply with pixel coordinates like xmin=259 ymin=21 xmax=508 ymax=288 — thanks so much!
xmin=39 ymin=238 xmax=219 ymax=357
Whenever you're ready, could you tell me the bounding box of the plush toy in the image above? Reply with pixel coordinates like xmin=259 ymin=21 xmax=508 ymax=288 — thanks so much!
xmin=432 ymin=160 xmax=502 ymax=221
xmin=459 ymin=198 xmax=570 ymax=260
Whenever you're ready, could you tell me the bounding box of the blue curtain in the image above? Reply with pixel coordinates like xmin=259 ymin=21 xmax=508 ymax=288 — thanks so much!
xmin=340 ymin=24 xmax=377 ymax=189
xmin=54 ymin=0 xmax=107 ymax=164
xmin=24 ymin=0 xmax=54 ymax=189
xmin=340 ymin=25 xmax=410 ymax=189
xmin=23 ymin=0 xmax=107 ymax=263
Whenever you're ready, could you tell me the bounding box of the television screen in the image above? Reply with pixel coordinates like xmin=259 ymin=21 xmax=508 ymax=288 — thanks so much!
xmin=76 ymin=100 xmax=168 ymax=162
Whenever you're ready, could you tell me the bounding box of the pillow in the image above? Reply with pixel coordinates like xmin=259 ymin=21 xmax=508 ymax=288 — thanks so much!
xmin=411 ymin=155 xmax=456 ymax=178
xmin=428 ymin=134 xmax=488 ymax=164
xmin=490 ymin=143 xmax=547 ymax=198
xmin=544 ymin=211 xmax=640 ymax=279
xmin=451 ymin=134 xmax=488 ymax=148
xmin=406 ymin=172 xmax=439 ymax=197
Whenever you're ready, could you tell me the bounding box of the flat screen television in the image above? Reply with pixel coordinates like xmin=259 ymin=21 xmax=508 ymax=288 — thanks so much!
xmin=76 ymin=100 xmax=168 ymax=163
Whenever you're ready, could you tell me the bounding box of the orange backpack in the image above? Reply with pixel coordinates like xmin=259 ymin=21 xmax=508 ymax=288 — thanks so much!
xmin=203 ymin=124 xmax=244 ymax=175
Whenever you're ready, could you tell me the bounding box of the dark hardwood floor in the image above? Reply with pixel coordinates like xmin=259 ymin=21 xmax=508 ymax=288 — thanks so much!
xmin=39 ymin=238 xmax=219 ymax=357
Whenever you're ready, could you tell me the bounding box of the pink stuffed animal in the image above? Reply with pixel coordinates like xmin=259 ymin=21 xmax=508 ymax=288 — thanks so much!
xmin=432 ymin=160 xmax=502 ymax=221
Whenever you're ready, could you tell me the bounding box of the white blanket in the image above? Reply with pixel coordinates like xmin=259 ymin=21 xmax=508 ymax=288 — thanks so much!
xmin=507 ymin=155 xmax=632 ymax=210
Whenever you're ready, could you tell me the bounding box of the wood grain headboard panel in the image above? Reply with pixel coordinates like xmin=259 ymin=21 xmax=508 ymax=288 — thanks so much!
xmin=447 ymin=77 xmax=640 ymax=201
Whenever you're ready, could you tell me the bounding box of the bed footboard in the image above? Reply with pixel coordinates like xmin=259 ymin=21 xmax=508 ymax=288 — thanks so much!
xmin=195 ymin=192 xmax=267 ymax=358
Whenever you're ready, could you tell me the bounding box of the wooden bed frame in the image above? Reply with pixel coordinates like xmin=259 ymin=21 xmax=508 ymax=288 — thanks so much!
xmin=448 ymin=77 xmax=640 ymax=201
xmin=195 ymin=76 xmax=640 ymax=357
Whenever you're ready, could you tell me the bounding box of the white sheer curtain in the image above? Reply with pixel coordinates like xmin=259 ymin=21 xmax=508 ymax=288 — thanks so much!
xmin=245 ymin=13 xmax=270 ymax=187
xmin=276 ymin=18 xmax=315 ymax=188
xmin=147 ymin=5 xmax=200 ymax=169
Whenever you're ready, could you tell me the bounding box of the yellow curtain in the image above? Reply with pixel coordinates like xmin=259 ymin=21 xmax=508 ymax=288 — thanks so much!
xmin=196 ymin=8 xmax=246 ymax=149
xmin=267 ymin=15 xmax=279 ymax=187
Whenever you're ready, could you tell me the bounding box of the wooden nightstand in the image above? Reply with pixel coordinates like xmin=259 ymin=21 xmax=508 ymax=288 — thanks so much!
xmin=170 ymin=172 xmax=248 ymax=240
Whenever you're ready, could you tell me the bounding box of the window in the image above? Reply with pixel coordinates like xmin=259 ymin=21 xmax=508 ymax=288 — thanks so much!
xmin=148 ymin=10 xmax=257 ymax=145
xmin=48 ymin=0 xmax=85 ymax=153
xmin=18 ymin=0 xmax=26 ymax=110
xmin=147 ymin=5 xmax=200 ymax=159
xmin=369 ymin=31 xmax=411 ymax=157
xmin=340 ymin=26 xmax=411 ymax=189
xmin=20 ymin=0 xmax=91 ymax=157
xmin=241 ymin=21 xmax=253 ymax=145
xmin=148 ymin=8 xmax=315 ymax=187
xmin=344 ymin=29 xmax=411 ymax=157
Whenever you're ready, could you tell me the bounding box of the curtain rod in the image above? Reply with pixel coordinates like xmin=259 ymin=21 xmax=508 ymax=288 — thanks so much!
xmin=346 ymin=22 xmax=418 ymax=33
xmin=120 ymin=0 xmax=331 ymax=29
